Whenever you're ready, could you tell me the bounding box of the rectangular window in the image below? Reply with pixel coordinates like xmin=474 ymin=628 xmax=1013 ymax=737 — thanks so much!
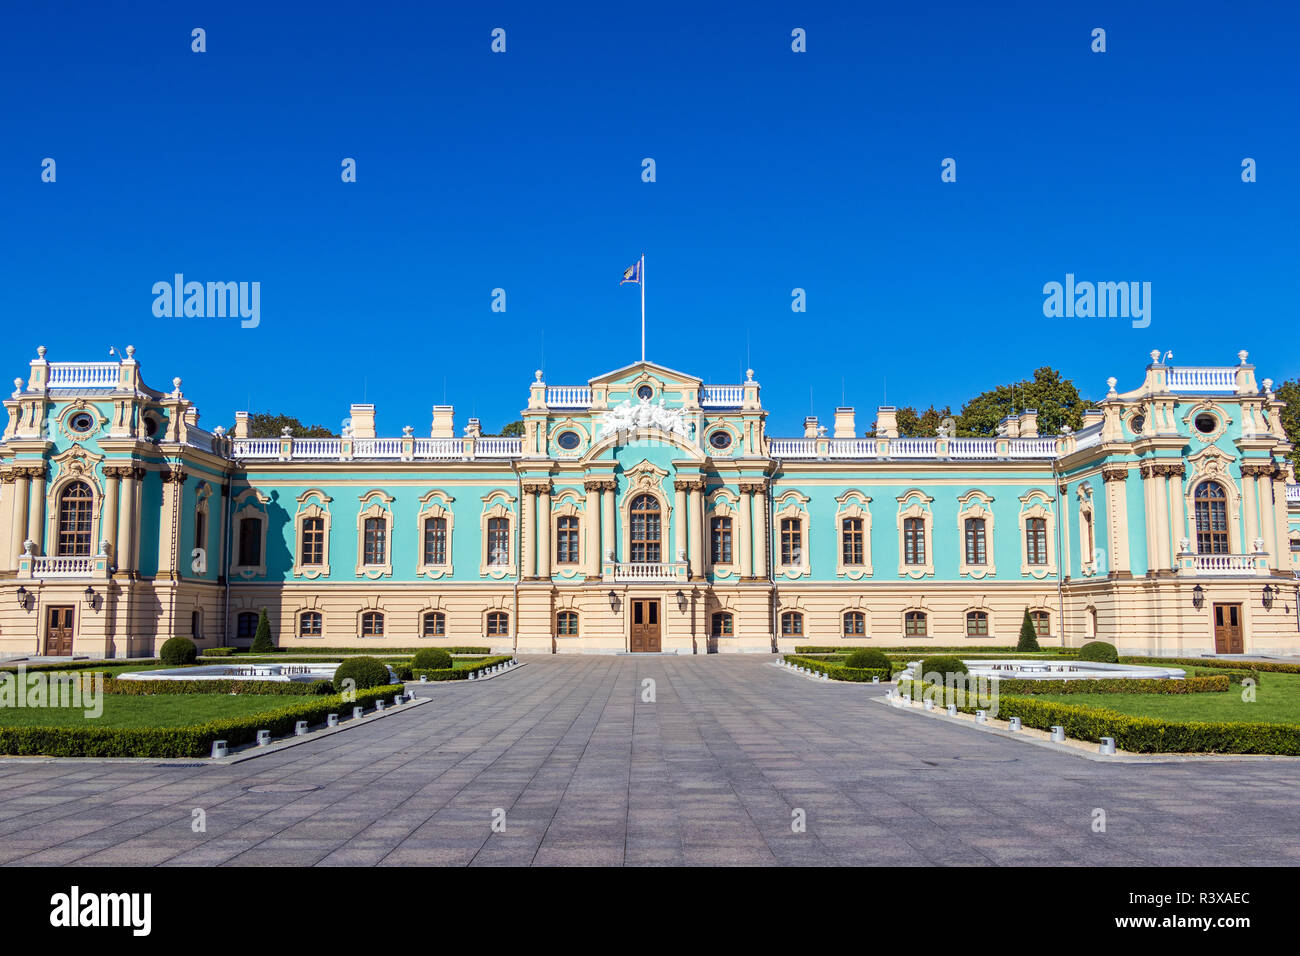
xmin=781 ymin=518 xmax=802 ymax=566
xmin=1025 ymin=517 xmax=1048 ymax=565
xmin=423 ymin=516 xmax=447 ymax=565
xmin=711 ymin=516 xmax=733 ymax=564
xmin=238 ymin=518 xmax=261 ymax=567
xmin=301 ymin=516 xmax=324 ymax=565
xmin=904 ymin=518 xmax=925 ymax=565
xmin=363 ymin=517 xmax=386 ymax=565
xmin=964 ymin=518 xmax=986 ymax=565
xmin=194 ymin=509 xmax=207 ymax=553
xmin=488 ymin=517 xmax=510 ymax=566
xmin=557 ymin=516 xmax=580 ymax=564
xmin=842 ymin=517 xmax=864 ymax=565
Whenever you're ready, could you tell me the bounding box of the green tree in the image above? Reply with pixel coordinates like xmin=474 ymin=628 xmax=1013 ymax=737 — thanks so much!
xmin=895 ymin=405 xmax=954 ymax=437
xmin=250 ymin=607 xmax=275 ymax=652
xmin=1016 ymin=608 xmax=1041 ymax=652
xmin=248 ymin=413 xmax=334 ymax=438
xmin=1274 ymin=379 xmax=1300 ymax=467
xmin=956 ymin=367 xmax=1094 ymax=437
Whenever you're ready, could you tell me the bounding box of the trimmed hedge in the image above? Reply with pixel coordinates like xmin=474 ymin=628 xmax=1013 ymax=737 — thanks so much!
xmin=200 ymin=647 xmax=236 ymax=657
xmin=1123 ymin=656 xmax=1300 ymax=676
xmin=1078 ymin=641 xmax=1119 ymax=663
xmin=333 ymin=656 xmax=392 ymax=690
xmin=1194 ymin=668 xmax=1261 ymax=686
xmin=87 ymin=676 xmax=338 ymax=696
xmin=843 ymin=648 xmax=892 ymax=671
xmin=1 ymin=658 xmax=158 ymax=673
xmin=159 ymin=637 xmax=198 ymax=666
xmin=220 ymin=646 xmax=493 ymax=656
xmin=988 ymin=675 xmax=1229 ymax=695
xmin=917 ymin=656 xmax=969 ymax=682
xmin=793 ymin=645 xmax=1065 ymax=655
xmin=0 ymin=685 xmax=404 ymax=758
xmin=411 ymin=656 xmax=514 ymax=681
xmin=782 ymin=655 xmax=890 ymax=683
xmin=411 ymin=648 xmax=453 ymax=670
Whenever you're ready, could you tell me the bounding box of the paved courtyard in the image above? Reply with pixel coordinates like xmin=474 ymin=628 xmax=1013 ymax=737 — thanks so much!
xmin=1 ymin=656 xmax=1298 ymax=866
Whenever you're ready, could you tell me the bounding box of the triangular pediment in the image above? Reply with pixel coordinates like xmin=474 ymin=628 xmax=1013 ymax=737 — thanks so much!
xmin=587 ymin=360 xmax=702 ymax=389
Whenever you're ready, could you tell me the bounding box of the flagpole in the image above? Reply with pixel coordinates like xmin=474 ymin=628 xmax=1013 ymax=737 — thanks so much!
xmin=640 ymin=254 xmax=646 ymax=362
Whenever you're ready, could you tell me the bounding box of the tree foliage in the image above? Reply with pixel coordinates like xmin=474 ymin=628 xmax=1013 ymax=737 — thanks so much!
xmin=955 ymin=367 xmax=1094 ymax=437
xmin=247 ymin=413 xmax=334 ymax=438
xmin=895 ymin=405 xmax=954 ymax=437
xmin=1274 ymin=379 xmax=1300 ymax=467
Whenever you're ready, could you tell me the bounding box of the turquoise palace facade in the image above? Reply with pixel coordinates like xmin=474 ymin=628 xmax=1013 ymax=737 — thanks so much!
xmin=1 ymin=346 xmax=1298 ymax=658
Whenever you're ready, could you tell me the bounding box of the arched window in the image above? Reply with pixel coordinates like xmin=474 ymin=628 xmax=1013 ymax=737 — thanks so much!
xmin=423 ymin=516 xmax=448 ymax=565
xmin=843 ymin=610 xmax=866 ymax=636
xmin=1030 ymin=610 xmax=1050 ymax=637
xmin=299 ymin=611 xmax=323 ymax=638
xmin=904 ymin=611 xmax=927 ymax=637
xmin=780 ymin=611 xmax=804 ymax=636
xmin=1194 ymin=481 xmax=1230 ymax=554
xmin=487 ymin=611 xmax=510 ymax=636
xmin=841 ymin=517 xmax=864 ymax=565
xmin=781 ymin=518 xmax=803 ymax=566
xmin=361 ymin=611 xmax=384 ymax=637
xmin=422 ymin=611 xmax=445 ymax=637
xmin=629 ymin=494 xmax=661 ymax=563
xmin=1025 ymin=517 xmax=1048 ymax=565
xmin=362 ymin=517 xmax=387 ymax=565
xmin=964 ymin=517 xmax=987 ymax=565
xmin=710 ymin=611 xmax=733 ymax=637
xmin=300 ymin=516 xmax=325 ymax=566
xmin=903 ymin=517 xmax=925 ymax=565
xmin=236 ymin=611 xmax=259 ymax=641
xmin=487 ymin=517 xmax=510 ymax=566
xmin=56 ymin=481 xmax=95 ymax=556
xmin=556 ymin=610 xmax=579 ymax=636
xmin=965 ymin=611 xmax=989 ymax=637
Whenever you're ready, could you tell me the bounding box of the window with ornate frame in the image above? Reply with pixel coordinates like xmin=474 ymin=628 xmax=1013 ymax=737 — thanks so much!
xmin=238 ymin=516 xmax=262 ymax=567
xmin=55 ymin=480 xmax=95 ymax=556
xmin=423 ymin=516 xmax=448 ymax=565
xmin=479 ymin=492 xmax=517 ymax=578
xmin=843 ymin=610 xmax=866 ymax=636
xmin=841 ymin=517 xmax=864 ymax=566
xmin=779 ymin=517 xmax=803 ymax=567
xmin=710 ymin=516 xmax=732 ymax=565
xmin=965 ymin=610 xmax=989 ymax=637
xmin=629 ymin=493 xmax=662 ymax=563
xmin=556 ymin=516 xmax=580 ymax=565
xmin=487 ymin=517 xmax=510 ymax=565
xmin=711 ymin=611 xmax=733 ymax=636
xmin=1025 ymin=517 xmax=1048 ymax=565
xmin=956 ymin=491 xmax=994 ymax=578
xmin=298 ymin=611 xmax=323 ymax=638
xmin=292 ymin=490 xmax=332 ymax=578
xmin=897 ymin=491 xmax=934 ymax=578
xmin=416 ymin=490 xmax=455 ymax=578
xmin=773 ymin=491 xmax=811 ymax=579
xmin=301 ymin=517 xmax=325 ymax=565
xmin=780 ymin=610 xmax=804 ymax=636
xmin=1019 ymin=490 xmax=1058 ymax=578
xmin=964 ymin=517 xmax=987 ymax=566
xmin=904 ymin=610 xmax=927 ymax=637
xmin=356 ymin=491 xmax=394 ymax=578
xmin=1193 ymin=481 xmax=1230 ymax=555
xmin=556 ymin=610 xmax=579 ymax=636
xmin=834 ymin=491 xmax=873 ymax=579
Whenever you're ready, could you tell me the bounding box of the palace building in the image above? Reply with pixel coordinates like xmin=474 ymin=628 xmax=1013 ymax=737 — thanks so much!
xmin=1 ymin=346 xmax=1298 ymax=658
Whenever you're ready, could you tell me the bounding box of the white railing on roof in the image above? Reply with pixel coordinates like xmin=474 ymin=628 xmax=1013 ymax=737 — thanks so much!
xmin=1287 ymin=484 xmax=1300 ymax=503
xmin=1008 ymin=437 xmax=1059 ymax=457
xmin=354 ymin=438 xmax=403 ymax=458
xmin=948 ymin=438 xmax=998 ymax=458
xmin=475 ymin=437 xmax=522 ymax=456
xmin=293 ymin=438 xmax=342 ymax=458
xmin=45 ymin=362 xmax=119 ymax=390
xmin=889 ymin=438 xmax=937 ymax=458
xmin=769 ymin=438 xmax=816 ymax=458
xmin=414 ymin=438 xmax=466 ymax=459
xmin=701 ymin=385 xmax=744 ymax=406
xmin=546 ymin=386 xmax=590 ymax=407
xmin=828 ymin=438 xmax=878 ymax=457
xmin=233 ymin=438 xmax=279 ymax=457
xmin=1167 ymin=367 xmax=1237 ymax=392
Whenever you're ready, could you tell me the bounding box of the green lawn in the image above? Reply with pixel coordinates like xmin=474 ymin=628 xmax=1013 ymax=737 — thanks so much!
xmin=0 ymin=694 xmax=295 ymax=728
xmin=1028 ymin=671 xmax=1300 ymax=726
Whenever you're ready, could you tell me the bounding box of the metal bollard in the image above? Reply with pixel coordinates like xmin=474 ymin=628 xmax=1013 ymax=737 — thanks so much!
xmin=420 ymin=675 xmax=429 ymax=683
xmin=211 ymin=740 xmax=228 ymax=759
xmin=975 ymin=710 xmax=988 ymax=724
xmin=327 ymin=713 xmax=339 ymax=727
xmin=393 ymin=693 xmax=403 ymax=705
xmin=946 ymin=704 xmax=957 ymax=717
xmin=294 ymin=721 xmax=308 ymax=736
xmin=1008 ymin=717 xmax=1022 ymax=732
xmin=922 ymin=699 xmax=934 ymax=711
xmin=375 ymin=699 xmax=385 ymax=712
xmin=256 ymin=730 xmax=271 ymax=746
xmin=872 ymin=676 xmax=880 ymax=684
xmin=1050 ymin=725 xmax=1065 ymax=743
xmin=353 ymin=706 xmax=364 ymax=719
xmin=1099 ymin=737 xmax=1117 ymax=755
xmin=469 ymin=671 xmax=478 ymax=681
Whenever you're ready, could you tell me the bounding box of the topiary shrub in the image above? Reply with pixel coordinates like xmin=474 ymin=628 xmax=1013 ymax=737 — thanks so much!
xmin=918 ymin=655 xmax=969 ymax=683
xmin=843 ymin=648 xmax=891 ymax=672
xmin=411 ymin=648 xmax=453 ymax=671
xmin=1016 ymin=608 xmax=1041 ymax=652
xmin=307 ymin=679 xmax=334 ymax=695
xmin=332 ymin=656 xmax=391 ymax=691
xmin=250 ymin=607 xmax=275 ymax=653
xmin=159 ymin=636 xmax=198 ymax=666
xmin=393 ymin=665 xmax=414 ymax=681
xmin=1078 ymin=641 xmax=1119 ymax=663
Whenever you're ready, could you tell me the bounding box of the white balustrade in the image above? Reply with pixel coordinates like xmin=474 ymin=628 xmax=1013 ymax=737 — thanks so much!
xmin=45 ymin=362 xmax=119 ymax=390
xmin=1166 ymin=367 xmax=1237 ymax=392
xmin=545 ymin=386 xmax=590 ymax=407
xmin=827 ymin=438 xmax=877 ymax=458
xmin=701 ymin=385 xmax=744 ymax=406
xmin=1187 ymin=554 xmax=1259 ymax=576
xmin=231 ymin=438 xmax=280 ymax=458
xmin=353 ymin=438 xmax=404 ymax=458
xmin=1007 ymin=438 xmax=1058 ymax=457
xmin=769 ymin=438 xmax=816 ymax=457
xmin=948 ymin=438 xmax=998 ymax=458
xmin=474 ymin=437 xmax=522 ymax=457
xmin=414 ymin=438 xmax=466 ymax=459
xmin=32 ymin=555 xmax=95 ymax=576
xmin=889 ymin=438 xmax=937 ymax=457
xmin=611 ymin=562 xmax=686 ymax=582
xmin=1287 ymin=484 xmax=1300 ymax=503
xmin=293 ymin=438 xmax=342 ymax=458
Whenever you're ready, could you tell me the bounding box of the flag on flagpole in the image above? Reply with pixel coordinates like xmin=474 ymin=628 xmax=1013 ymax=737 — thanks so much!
xmin=620 ymin=260 xmax=642 ymax=285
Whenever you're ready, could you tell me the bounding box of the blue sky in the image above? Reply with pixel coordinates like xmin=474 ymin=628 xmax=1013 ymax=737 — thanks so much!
xmin=2 ymin=1 xmax=1296 ymax=436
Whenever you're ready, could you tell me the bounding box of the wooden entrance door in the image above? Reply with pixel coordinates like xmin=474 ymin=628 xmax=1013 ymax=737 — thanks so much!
xmin=45 ymin=606 xmax=74 ymax=656
xmin=1213 ymin=603 xmax=1243 ymax=654
xmin=630 ymin=599 xmax=661 ymax=652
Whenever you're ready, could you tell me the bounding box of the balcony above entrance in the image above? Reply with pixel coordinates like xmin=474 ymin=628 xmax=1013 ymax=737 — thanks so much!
xmin=610 ymin=561 xmax=687 ymax=583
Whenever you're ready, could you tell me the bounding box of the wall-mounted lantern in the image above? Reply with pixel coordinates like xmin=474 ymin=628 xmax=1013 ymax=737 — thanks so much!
xmin=83 ymin=586 xmax=96 ymax=608
xmin=1192 ymin=584 xmax=1205 ymax=610
xmin=607 ymin=590 xmax=617 ymax=611
xmin=1263 ymin=584 xmax=1277 ymax=611
xmin=675 ymin=589 xmax=687 ymax=613
xmin=15 ymin=586 xmax=28 ymax=609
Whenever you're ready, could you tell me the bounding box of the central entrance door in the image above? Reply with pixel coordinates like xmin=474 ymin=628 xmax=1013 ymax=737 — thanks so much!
xmin=1213 ymin=603 xmax=1243 ymax=654
xmin=630 ymin=599 xmax=661 ymax=652
xmin=45 ymin=606 xmax=74 ymax=656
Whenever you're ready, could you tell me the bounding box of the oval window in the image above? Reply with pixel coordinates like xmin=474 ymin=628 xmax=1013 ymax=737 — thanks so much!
xmin=556 ymin=430 xmax=581 ymax=450
xmin=68 ymin=412 xmax=96 ymax=434
xmin=1129 ymin=414 xmax=1145 ymax=435
xmin=637 ymin=385 xmax=654 ymax=400
xmin=1194 ymin=413 xmax=1217 ymax=435
xmin=709 ymin=431 xmax=733 ymax=450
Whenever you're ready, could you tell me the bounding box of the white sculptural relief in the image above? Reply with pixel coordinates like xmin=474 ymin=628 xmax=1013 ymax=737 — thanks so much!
xmin=597 ymin=396 xmax=689 ymax=440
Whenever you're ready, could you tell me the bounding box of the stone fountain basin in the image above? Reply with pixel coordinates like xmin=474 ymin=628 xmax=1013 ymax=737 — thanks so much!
xmin=898 ymin=659 xmax=1185 ymax=681
xmin=118 ymin=663 xmax=398 ymax=684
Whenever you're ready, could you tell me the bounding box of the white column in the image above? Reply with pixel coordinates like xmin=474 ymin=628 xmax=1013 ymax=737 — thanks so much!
xmin=10 ymin=470 xmax=30 ymax=566
xmin=673 ymin=482 xmax=687 ymax=566
xmin=27 ymin=465 xmax=46 ymax=554
xmin=520 ymin=486 xmax=536 ymax=578
xmin=584 ymin=480 xmax=601 ymax=577
xmin=536 ymin=483 xmax=551 ymax=579
xmin=688 ymin=482 xmax=704 ymax=579
xmin=737 ymin=485 xmax=752 ymax=579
